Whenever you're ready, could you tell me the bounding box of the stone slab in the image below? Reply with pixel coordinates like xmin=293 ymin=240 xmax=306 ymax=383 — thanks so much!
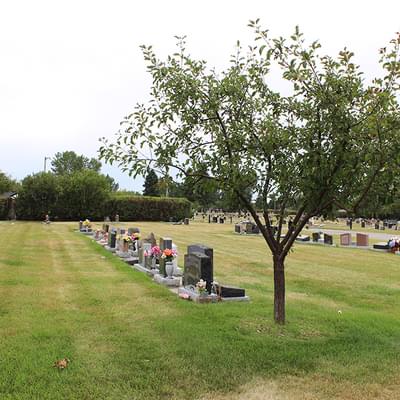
xmin=104 ymin=246 xmax=117 ymax=253
xmin=178 ymin=287 xmax=250 ymax=303
xmin=132 ymin=263 xmax=154 ymax=275
xmin=153 ymin=274 xmax=181 ymax=287
xmin=123 ymin=257 xmax=139 ymax=266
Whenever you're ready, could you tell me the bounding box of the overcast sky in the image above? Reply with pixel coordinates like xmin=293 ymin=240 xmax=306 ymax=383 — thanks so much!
xmin=1 ymin=0 xmax=399 ymax=191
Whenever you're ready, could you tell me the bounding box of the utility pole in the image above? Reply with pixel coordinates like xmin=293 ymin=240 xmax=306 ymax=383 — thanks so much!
xmin=44 ymin=157 xmax=51 ymax=172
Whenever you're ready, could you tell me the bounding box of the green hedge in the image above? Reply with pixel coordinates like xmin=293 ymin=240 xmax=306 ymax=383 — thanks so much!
xmin=105 ymin=196 xmax=192 ymax=222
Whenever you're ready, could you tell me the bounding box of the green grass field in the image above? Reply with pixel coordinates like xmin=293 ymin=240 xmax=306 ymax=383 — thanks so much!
xmin=0 ymin=221 xmax=400 ymax=400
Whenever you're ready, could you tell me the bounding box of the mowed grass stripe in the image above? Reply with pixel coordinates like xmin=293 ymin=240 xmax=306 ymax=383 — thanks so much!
xmin=0 ymin=221 xmax=400 ymax=399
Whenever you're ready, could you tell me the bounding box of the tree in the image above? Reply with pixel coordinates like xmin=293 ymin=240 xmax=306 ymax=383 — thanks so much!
xmin=51 ymin=151 xmax=102 ymax=175
xmin=143 ymin=169 xmax=159 ymax=196
xmin=99 ymin=24 xmax=400 ymax=323
xmin=0 ymin=171 xmax=18 ymax=194
xmin=17 ymin=172 xmax=59 ymax=219
xmin=57 ymin=170 xmax=111 ymax=219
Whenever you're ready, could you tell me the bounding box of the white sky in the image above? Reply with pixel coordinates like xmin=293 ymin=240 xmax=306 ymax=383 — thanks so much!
xmin=1 ymin=0 xmax=399 ymax=191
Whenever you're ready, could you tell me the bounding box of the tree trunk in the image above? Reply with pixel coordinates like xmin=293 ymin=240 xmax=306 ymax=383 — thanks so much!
xmin=273 ymin=256 xmax=285 ymax=324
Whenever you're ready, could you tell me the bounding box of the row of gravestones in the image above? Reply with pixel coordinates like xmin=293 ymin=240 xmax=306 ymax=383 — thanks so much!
xmin=85 ymin=223 xmax=247 ymax=302
xmin=340 ymin=233 xmax=369 ymax=247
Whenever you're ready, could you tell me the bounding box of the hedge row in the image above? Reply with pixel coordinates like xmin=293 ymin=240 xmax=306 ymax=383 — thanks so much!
xmin=9 ymin=195 xmax=191 ymax=222
xmin=105 ymin=196 xmax=192 ymax=222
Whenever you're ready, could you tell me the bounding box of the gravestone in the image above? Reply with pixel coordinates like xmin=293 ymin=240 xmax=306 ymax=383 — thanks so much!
xmin=212 ymin=216 xmax=218 ymax=223
xmin=208 ymin=215 xmax=211 ymax=223
xmin=324 ymin=234 xmax=333 ymax=245
xmin=139 ymin=242 xmax=152 ymax=267
xmin=218 ymin=285 xmax=245 ymax=298
xmin=312 ymin=232 xmax=320 ymax=242
xmin=361 ymin=221 xmax=366 ymax=228
xmin=159 ymin=237 xmax=173 ymax=277
xmin=375 ymin=223 xmax=380 ymax=230
xmin=234 ymin=224 xmax=241 ymax=233
xmin=184 ymin=244 xmax=213 ymax=293
xmin=143 ymin=232 xmax=157 ymax=247
xmin=107 ymin=230 xmax=116 ymax=248
xmin=340 ymin=233 xmax=351 ymax=246
xmin=356 ymin=233 xmax=369 ymax=247
xmin=115 ymin=214 xmax=120 ymax=223
xmin=172 ymin=243 xmax=181 ymax=275
xmin=184 ymin=218 xmax=189 ymax=225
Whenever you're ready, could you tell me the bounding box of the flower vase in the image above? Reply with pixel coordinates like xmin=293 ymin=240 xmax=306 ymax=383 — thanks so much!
xmin=123 ymin=241 xmax=129 ymax=253
xmin=165 ymin=261 xmax=174 ymax=279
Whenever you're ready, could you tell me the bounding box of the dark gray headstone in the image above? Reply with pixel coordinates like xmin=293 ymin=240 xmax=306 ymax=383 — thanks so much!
xmin=128 ymin=227 xmax=140 ymax=234
xmin=183 ymin=252 xmax=213 ymax=293
xmin=219 ymin=285 xmax=245 ymax=298
xmin=324 ymin=234 xmax=333 ymax=245
xmin=159 ymin=237 xmax=173 ymax=277
xmin=234 ymin=224 xmax=241 ymax=233
xmin=109 ymin=231 xmax=116 ymax=248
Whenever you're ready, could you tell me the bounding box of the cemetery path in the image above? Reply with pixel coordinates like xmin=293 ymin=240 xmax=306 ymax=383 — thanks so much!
xmin=310 ymin=228 xmax=394 ymax=241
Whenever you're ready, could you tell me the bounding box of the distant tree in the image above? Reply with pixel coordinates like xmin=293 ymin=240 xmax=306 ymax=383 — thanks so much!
xmin=57 ymin=170 xmax=111 ymax=219
xmin=0 ymin=171 xmax=18 ymax=194
xmin=143 ymin=169 xmax=159 ymax=196
xmin=17 ymin=172 xmax=59 ymax=219
xmin=51 ymin=151 xmax=101 ymax=175
xmin=100 ymin=24 xmax=400 ymax=323
xmin=105 ymin=174 xmax=119 ymax=192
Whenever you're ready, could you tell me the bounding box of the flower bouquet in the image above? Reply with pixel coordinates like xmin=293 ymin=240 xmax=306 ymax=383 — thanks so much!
xmin=144 ymin=246 xmax=162 ymax=269
xmin=196 ymin=279 xmax=208 ymax=296
xmin=161 ymin=248 xmax=177 ymax=262
xmin=161 ymin=248 xmax=177 ymax=278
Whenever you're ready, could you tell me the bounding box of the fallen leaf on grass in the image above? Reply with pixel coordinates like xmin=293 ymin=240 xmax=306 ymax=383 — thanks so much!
xmin=53 ymin=358 xmax=70 ymax=369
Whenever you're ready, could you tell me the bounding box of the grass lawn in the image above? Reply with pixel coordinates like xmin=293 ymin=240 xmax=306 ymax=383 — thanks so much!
xmin=0 ymin=221 xmax=400 ymax=399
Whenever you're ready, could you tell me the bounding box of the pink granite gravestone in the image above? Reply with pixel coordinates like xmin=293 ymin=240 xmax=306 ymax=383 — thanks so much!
xmin=356 ymin=233 xmax=369 ymax=247
xmin=340 ymin=233 xmax=351 ymax=246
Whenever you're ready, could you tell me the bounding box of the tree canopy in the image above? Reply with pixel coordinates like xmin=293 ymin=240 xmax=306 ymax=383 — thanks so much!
xmin=143 ymin=168 xmax=160 ymax=196
xmin=99 ymin=23 xmax=400 ymax=323
xmin=51 ymin=151 xmax=102 ymax=175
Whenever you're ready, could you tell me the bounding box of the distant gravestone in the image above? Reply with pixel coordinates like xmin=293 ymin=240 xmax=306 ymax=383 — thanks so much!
xmin=312 ymin=232 xmax=320 ymax=242
xmin=128 ymin=227 xmax=140 ymax=235
xmin=234 ymin=224 xmax=241 ymax=233
xmin=356 ymin=233 xmax=369 ymax=247
xmin=361 ymin=221 xmax=366 ymax=228
xmin=159 ymin=237 xmax=173 ymax=277
xmin=340 ymin=233 xmax=351 ymax=246
xmin=324 ymin=234 xmax=333 ymax=245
